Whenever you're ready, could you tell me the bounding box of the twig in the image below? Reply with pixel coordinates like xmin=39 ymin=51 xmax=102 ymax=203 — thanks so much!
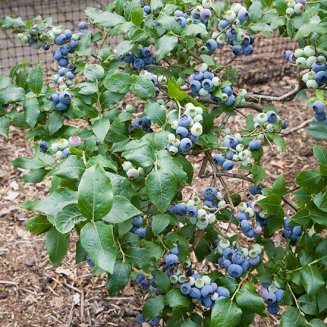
xmin=190 ymin=230 xmax=205 ymax=251
xmin=281 ymin=117 xmax=314 ymax=135
xmin=0 ymin=280 xmax=19 ymax=285
xmin=236 ymin=101 xmax=263 ymax=112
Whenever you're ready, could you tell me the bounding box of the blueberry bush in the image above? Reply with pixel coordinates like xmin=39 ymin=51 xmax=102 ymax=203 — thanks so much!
xmin=1 ymin=0 xmax=327 ymax=326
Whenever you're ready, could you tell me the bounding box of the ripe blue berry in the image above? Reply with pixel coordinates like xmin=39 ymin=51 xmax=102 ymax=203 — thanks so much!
xmin=238 ymin=9 xmax=249 ymax=23
xmin=190 ymin=287 xmax=202 ymax=299
xmin=54 ymin=34 xmax=66 ymax=45
xmin=176 ymin=126 xmax=189 ymax=138
xmin=58 ymin=58 xmax=69 ymax=67
xmin=134 ymin=228 xmax=147 ymax=238
xmin=143 ymin=6 xmax=151 ymax=14
xmin=312 ymin=61 xmax=326 ymax=73
xmin=227 ymin=264 xmax=243 ymax=278
xmin=39 ymin=140 xmax=48 ymax=153
xmin=186 ymin=205 xmax=198 ymax=217
xmin=222 ymin=160 xmax=234 ymax=171
xmin=249 ymin=140 xmax=261 ymax=151
xmin=78 ymin=21 xmax=88 ymax=30
xmin=266 ymin=110 xmax=278 ymax=123
xmin=133 ymin=58 xmax=145 ymax=69
xmin=315 ymin=71 xmax=327 ymax=85
xmin=56 ymin=102 xmax=68 ymax=111
xmin=59 ymin=91 xmax=72 ymax=104
xmin=312 ymin=100 xmax=326 ymax=113
xmin=217 ymin=286 xmax=230 ymax=297
xmin=232 ymin=45 xmax=244 ymax=56
xmin=206 ymin=39 xmax=218 ymax=52
xmin=124 ymin=54 xmax=135 ymax=63
xmin=141 ymin=47 xmax=151 ymax=58
xmin=190 ymin=80 xmax=202 ymax=92
xmin=178 ymin=114 xmax=192 ymax=127
xmin=267 ymin=304 xmax=280 ymax=314
xmin=165 ymin=253 xmax=179 ymax=265
xmin=243 ymin=45 xmax=253 ymax=55
xmin=213 ymin=154 xmax=225 ymax=166
xmin=202 ymin=79 xmax=214 ymax=90
xmin=66 ymin=71 xmax=75 ymax=80
xmin=203 ymin=187 xmax=217 ymax=201
xmin=176 ymin=16 xmax=187 ymax=28
xmin=132 ymin=215 xmax=143 ymax=227
xmin=51 ymin=93 xmax=59 ymax=104
xmin=179 ymin=138 xmax=193 ymax=152
xmin=136 ymin=313 xmax=144 ymax=324
xmin=219 ymin=19 xmax=230 ymax=29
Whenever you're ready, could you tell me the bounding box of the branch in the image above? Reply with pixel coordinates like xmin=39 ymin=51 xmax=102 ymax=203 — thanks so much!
xmin=236 ymin=101 xmax=263 ymax=112
xmin=246 ymin=83 xmax=302 ymax=102
xmin=281 ymin=117 xmax=314 ymax=135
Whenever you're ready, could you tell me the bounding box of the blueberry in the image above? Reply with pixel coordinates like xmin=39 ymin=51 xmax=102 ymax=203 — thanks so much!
xmin=315 ymin=112 xmax=326 ymax=121
xmin=176 ymin=126 xmax=189 ymax=138
xmin=171 ymin=203 xmax=187 ymax=216
xmin=232 ymin=45 xmax=244 ymax=56
xmin=51 ymin=93 xmax=59 ymax=104
xmin=227 ymin=264 xmax=243 ymax=278
xmin=249 ymin=140 xmax=261 ymax=151
xmin=132 ymin=215 xmax=143 ymax=227
xmin=141 ymin=47 xmax=151 ymax=58
xmin=174 ymin=10 xmax=184 ymax=17
xmin=282 ymin=230 xmax=291 ymax=239
xmin=179 ymin=114 xmax=192 ymax=127
xmin=219 ymin=19 xmax=230 ymax=29
xmin=62 ymin=148 xmax=70 ymax=158
xmin=232 ymin=252 xmax=245 ymax=265
xmin=203 ymin=200 xmax=216 ymax=208
xmin=222 ymin=160 xmax=234 ymax=171
xmin=245 ymin=229 xmax=256 ymax=238
xmin=135 ymin=313 xmax=144 ymax=324
xmin=69 ymin=39 xmax=79 ymax=49
xmin=179 ymin=138 xmax=193 ymax=152
xmin=240 ymin=219 xmax=251 ymax=232
xmin=225 ymin=95 xmax=235 ymax=106
xmin=312 ymin=100 xmax=326 ymax=113
xmin=243 ymin=45 xmax=253 ymax=55
xmin=42 ymin=43 xmax=50 ymax=50
xmin=78 ymin=21 xmax=88 ymax=30
xmin=315 ymin=71 xmax=327 ymax=85
xmin=312 ymin=61 xmax=326 ymax=73
xmin=217 ymin=286 xmax=230 ymax=297
xmin=124 ymin=54 xmax=135 ymax=63
xmin=267 ymin=304 xmax=280 ymax=314
xmin=284 ymin=50 xmax=293 ymax=61
xmin=264 ymin=292 xmax=277 ymax=304
xmin=213 ymin=154 xmax=225 ymax=166
xmin=60 ymin=46 xmax=69 ymax=56
xmin=201 ymin=284 xmax=213 ymax=297
xmin=223 ymin=86 xmax=233 ymax=96
xmin=206 ymin=39 xmax=218 ymax=52
xmin=165 ymin=253 xmax=179 ymax=265
xmin=200 ymin=9 xmax=212 ymax=21
xmin=134 ymin=228 xmax=147 ymax=238
xmin=190 ymin=80 xmax=202 ymax=92
xmin=249 ymin=185 xmax=262 ymax=195
xmin=202 ymin=79 xmax=214 ymax=90
xmin=59 ymin=91 xmax=72 ymax=104
xmin=54 ymin=34 xmax=66 ymax=45
xmin=133 ymin=59 xmax=145 ymax=69
xmin=53 ymin=49 xmax=62 ymax=60
xmin=210 ymin=282 xmax=218 ymax=292
xmin=176 ymin=16 xmax=187 ymax=28
xmin=238 ymin=9 xmax=249 ymax=23
xmin=203 ymin=187 xmax=217 ymax=201
xmin=143 ymin=56 xmax=155 ymax=65
xmin=143 ymin=5 xmax=151 ymax=14
xmin=170 ymin=246 xmax=179 ymax=255
xmin=281 ymin=120 xmax=289 ymax=129
xmin=241 ymin=36 xmax=252 ymax=46
xmin=86 ymin=256 xmax=94 ymax=267
xmin=202 ymin=296 xmax=213 ymax=308
xmin=66 ymin=71 xmax=75 ymax=80
xmin=223 ymin=247 xmax=234 ymax=260
xmin=222 ymin=259 xmax=232 ymax=269
xmin=40 ymin=140 xmax=48 ymax=153
xmin=64 ymin=29 xmax=73 ymax=39
xmin=56 ymin=102 xmax=68 ymax=111
xmin=149 ymin=316 xmax=161 ymax=326
xmin=275 ymin=289 xmax=284 ymax=303
xmin=203 ymin=71 xmax=214 ymax=80
xmin=186 ymin=205 xmax=198 ymax=217
xmin=58 ymin=68 xmax=66 ymax=76
xmin=58 ymin=58 xmax=69 ymax=67
xmin=266 ymin=110 xmax=278 ymax=123
xmin=241 ymin=259 xmax=250 ymax=272
xmin=193 ymin=71 xmax=204 ymax=81
xmin=190 ymin=287 xmax=202 ymax=299
xmin=292 ymin=225 xmax=302 ymax=236
xmin=249 ymin=255 xmax=261 ymax=266
xmin=226 ymin=151 xmax=233 ymax=160
xmin=236 ymin=212 xmax=247 ymax=221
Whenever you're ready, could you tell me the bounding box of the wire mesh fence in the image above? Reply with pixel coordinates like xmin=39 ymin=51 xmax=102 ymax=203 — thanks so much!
xmin=0 ymin=0 xmax=297 ymax=83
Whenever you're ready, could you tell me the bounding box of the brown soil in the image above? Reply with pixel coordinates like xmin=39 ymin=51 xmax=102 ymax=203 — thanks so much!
xmin=0 ymin=77 xmax=326 ymax=327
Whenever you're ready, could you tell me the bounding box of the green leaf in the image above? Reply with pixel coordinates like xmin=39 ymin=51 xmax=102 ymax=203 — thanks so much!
xmin=313 ymin=191 xmax=327 ymax=213
xmin=313 ymin=144 xmax=327 ymax=176
xmin=84 ymin=64 xmax=104 ymax=81
xmin=150 ymin=0 xmax=164 ymax=10
xmin=236 ymin=287 xmax=265 ymax=315
xmin=54 ymin=203 xmax=86 ymax=233
xmin=295 ymin=23 xmax=327 ymax=41
xmin=211 ymin=298 xmax=242 ymax=327
xmin=45 ymin=227 xmax=70 ymax=266
xmin=146 ymin=169 xmax=177 ymax=212
xmin=28 ymin=65 xmax=43 ymax=95
xmin=102 ymin=195 xmax=141 ymax=223
xmin=1 ymin=16 xmax=25 ymax=28
xmin=181 ymin=24 xmax=208 ymax=37
xmin=200 ymin=54 xmax=215 ymax=66
xmin=257 ymin=194 xmax=282 ymax=213
xmin=130 ymin=76 xmax=156 ymax=99
xmin=296 ymin=169 xmax=321 ymax=187
xmin=104 ymin=72 xmax=132 ymax=94
xmin=92 ymin=117 xmax=110 ymax=143
xmin=316 ymin=239 xmax=327 ymax=266
xmin=0 ymin=116 xmax=10 ymax=138
xmin=300 ymin=265 xmax=325 ymax=296
xmin=78 ymin=165 xmax=113 ymax=221
xmin=123 ymin=139 xmax=156 ymax=168
xmin=291 ymin=209 xmax=310 ymax=225
xmin=143 ymin=295 xmax=165 ymax=320
xmin=131 ymin=6 xmax=144 ymax=26
xmin=26 ymin=215 xmax=52 ymax=235
xmin=100 ymin=90 xmax=125 ymax=108
xmin=144 ymin=102 xmax=166 ymax=126
xmin=80 ymin=222 xmax=117 ymax=273
xmin=107 ymin=261 xmax=131 ymax=296
xmin=248 ymin=1 xmax=263 ymax=20
xmin=165 ymin=289 xmax=191 ymax=308
xmin=156 ymin=34 xmax=178 ymax=61
xmin=48 ymin=111 xmax=64 ymax=135
xmin=251 ymin=164 xmax=266 ymax=185
xmin=94 ymin=12 xmax=125 ymax=27
xmin=269 ymin=134 xmax=286 ymax=151
xmin=53 ymin=155 xmax=85 ymax=180
xmin=280 ymin=307 xmax=307 ymax=327
xmin=152 ymin=214 xmax=171 ymax=235
xmin=167 ymin=77 xmax=186 ymax=101
xmin=114 ymin=40 xmax=134 ymax=57
xmin=151 ymin=269 xmax=170 ymax=293
xmin=0 ymin=86 xmax=25 ymax=103
xmin=24 ymin=96 xmax=40 ymax=128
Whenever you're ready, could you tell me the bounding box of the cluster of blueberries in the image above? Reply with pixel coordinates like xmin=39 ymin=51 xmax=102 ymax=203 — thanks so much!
xmin=216 ymin=4 xmax=254 ymax=57
xmin=285 ymin=0 xmax=306 ymax=17
xmin=215 ymin=239 xmax=262 ymax=278
xmin=172 ymin=7 xmax=212 ymax=29
xmin=202 ymin=186 xmax=226 ymax=209
xmin=122 ymin=161 xmax=145 ymax=180
xmin=169 ymin=195 xmax=216 ymax=230
xmin=236 ymin=199 xmax=267 ymax=238
xmin=166 ymin=102 xmax=203 ymax=154
xmin=253 ymin=110 xmax=285 ymax=131
xmin=284 ymin=46 xmax=327 ymax=89
xmin=311 ymin=99 xmax=327 ymax=124
xmin=136 ymin=314 xmax=160 ymax=326
xmin=188 ymin=64 xmax=236 ymax=106
xmin=39 ymin=135 xmax=82 ymax=160
xmin=258 ymin=282 xmax=284 ymax=314
xmin=164 ymin=247 xmax=231 ymax=309
xmin=122 ymin=47 xmax=156 ymax=70
xmin=50 ymin=91 xmax=73 ymax=112
xmin=129 ymin=215 xmax=147 ymax=238
xmin=282 ymin=217 xmax=302 ymax=245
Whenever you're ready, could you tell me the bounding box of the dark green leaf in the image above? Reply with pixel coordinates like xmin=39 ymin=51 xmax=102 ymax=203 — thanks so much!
xmin=26 ymin=215 xmax=52 ymax=234
xmin=211 ymin=298 xmax=242 ymax=327
xmin=54 ymin=203 xmax=86 ymax=233
xmin=28 ymin=65 xmax=43 ymax=95
xmin=280 ymin=307 xmax=307 ymax=327
xmin=45 ymin=227 xmax=70 ymax=265
xmin=53 ymin=155 xmax=85 ymax=180
xmin=152 ymin=214 xmax=171 ymax=235
xmin=107 ymin=261 xmax=131 ymax=296
xmin=143 ymin=295 xmax=165 ymax=320
xmin=300 ymin=265 xmax=325 ymax=296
